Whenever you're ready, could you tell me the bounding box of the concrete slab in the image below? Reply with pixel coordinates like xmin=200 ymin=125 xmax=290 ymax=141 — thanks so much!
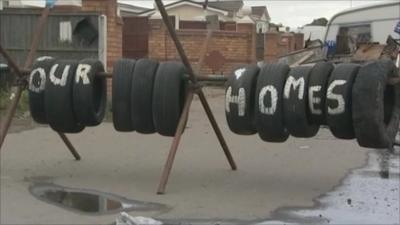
xmin=1 ymin=88 xmax=368 ymax=224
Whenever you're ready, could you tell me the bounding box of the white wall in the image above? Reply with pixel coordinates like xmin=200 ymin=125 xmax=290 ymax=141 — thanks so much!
xmin=166 ymin=4 xmax=230 ymax=22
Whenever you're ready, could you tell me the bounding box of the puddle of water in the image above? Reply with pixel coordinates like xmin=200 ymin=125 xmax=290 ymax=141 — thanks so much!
xmin=256 ymin=149 xmax=400 ymax=225
xmin=29 ymin=183 xmax=168 ymax=215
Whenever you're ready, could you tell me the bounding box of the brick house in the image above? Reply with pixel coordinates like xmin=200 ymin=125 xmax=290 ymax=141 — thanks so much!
xmin=1 ymin=0 xmax=303 ymax=77
xmin=122 ymin=0 xmax=302 ymax=75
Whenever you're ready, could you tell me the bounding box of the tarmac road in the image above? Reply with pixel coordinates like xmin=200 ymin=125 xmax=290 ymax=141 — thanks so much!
xmin=1 ymin=87 xmax=370 ymax=224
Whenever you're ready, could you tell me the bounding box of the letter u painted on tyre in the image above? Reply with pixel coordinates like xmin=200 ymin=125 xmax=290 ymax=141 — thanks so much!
xmin=326 ymin=63 xmax=360 ymax=139
xmin=225 ymin=65 xmax=260 ymax=135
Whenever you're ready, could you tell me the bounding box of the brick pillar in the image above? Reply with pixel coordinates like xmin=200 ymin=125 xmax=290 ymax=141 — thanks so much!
xmin=264 ymin=32 xmax=279 ymax=62
xmin=294 ymin=33 xmax=304 ymax=50
xmin=237 ymin=22 xmax=256 ymax=63
xmin=81 ymin=0 xmax=122 ymax=72
xmin=82 ymin=0 xmax=122 ymax=94
xmin=148 ymin=18 xmax=168 ymax=61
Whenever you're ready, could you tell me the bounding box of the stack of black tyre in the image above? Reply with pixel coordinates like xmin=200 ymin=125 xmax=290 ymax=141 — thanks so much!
xmin=28 ymin=57 xmax=107 ymax=133
xmin=112 ymin=59 xmax=187 ymax=137
xmin=225 ymin=60 xmax=400 ymax=149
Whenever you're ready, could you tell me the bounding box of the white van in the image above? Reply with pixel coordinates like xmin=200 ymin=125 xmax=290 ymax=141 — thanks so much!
xmin=324 ymin=1 xmax=400 ymax=45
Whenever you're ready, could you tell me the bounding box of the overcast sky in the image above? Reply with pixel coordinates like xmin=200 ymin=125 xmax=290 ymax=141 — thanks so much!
xmin=120 ymin=0 xmax=398 ymax=28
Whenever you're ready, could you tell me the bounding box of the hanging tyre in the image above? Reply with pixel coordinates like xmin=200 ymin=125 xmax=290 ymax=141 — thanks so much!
xmin=326 ymin=63 xmax=360 ymax=139
xmin=225 ymin=65 xmax=260 ymax=135
xmin=308 ymin=62 xmax=334 ymax=125
xmin=152 ymin=62 xmax=187 ymax=137
xmin=353 ymin=60 xmax=400 ymax=148
xmin=112 ymin=59 xmax=136 ymax=132
xmin=283 ymin=66 xmax=319 ymax=138
xmin=45 ymin=60 xmax=84 ymax=133
xmin=73 ymin=58 xmax=107 ymax=126
xmin=28 ymin=56 xmax=55 ymax=124
xmin=131 ymin=59 xmax=159 ymax=134
xmin=255 ymin=63 xmax=290 ymax=142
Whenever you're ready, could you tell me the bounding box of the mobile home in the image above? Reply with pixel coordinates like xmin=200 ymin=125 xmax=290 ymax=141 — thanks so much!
xmin=324 ymin=1 xmax=400 ymax=45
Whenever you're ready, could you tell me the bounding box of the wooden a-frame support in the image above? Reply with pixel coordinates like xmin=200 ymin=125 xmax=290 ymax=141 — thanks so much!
xmin=0 ymin=0 xmax=237 ymax=195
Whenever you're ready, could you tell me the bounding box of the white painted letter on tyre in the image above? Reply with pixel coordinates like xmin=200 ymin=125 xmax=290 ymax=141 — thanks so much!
xmin=327 ymin=80 xmax=346 ymax=115
xmin=49 ymin=64 xmax=70 ymax=87
xmin=259 ymin=85 xmax=278 ymax=115
xmin=29 ymin=67 xmax=46 ymax=93
xmin=226 ymin=86 xmax=246 ymax=116
xmin=234 ymin=68 xmax=246 ymax=80
xmin=309 ymin=85 xmax=322 ymax=115
xmin=75 ymin=64 xmax=91 ymax=85
xmin=284 ymin=76 xmax=305 ymax=100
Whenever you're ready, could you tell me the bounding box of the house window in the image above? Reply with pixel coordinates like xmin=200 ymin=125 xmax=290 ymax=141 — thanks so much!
xmin=59 ymin=21 xmax=72 ymax=43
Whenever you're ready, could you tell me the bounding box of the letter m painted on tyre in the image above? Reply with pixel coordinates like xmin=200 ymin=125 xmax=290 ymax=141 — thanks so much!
xmin=284 ymin=76 xmax=305 ymax=100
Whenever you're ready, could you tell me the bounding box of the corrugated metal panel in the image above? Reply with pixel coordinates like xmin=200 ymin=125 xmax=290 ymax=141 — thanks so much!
xmin=0 ymin=8 xmax=99 ymax=66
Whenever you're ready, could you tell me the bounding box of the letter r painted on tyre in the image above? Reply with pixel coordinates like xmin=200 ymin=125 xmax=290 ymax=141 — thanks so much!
xmin=75 ymin=64 xmax=91 ymax=85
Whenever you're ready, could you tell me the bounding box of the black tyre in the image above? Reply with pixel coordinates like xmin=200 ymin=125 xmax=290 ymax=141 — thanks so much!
xmin=153 ymin=62 xmax=187 ymax=137
xmin=308 ymin=62 xmax=334 ymax=125
xmin=28 ymin=56 xmax=55 ymax=124
xmin=73 ymin=58 xmax=107 ymax=126
xmin=112 ymin=59 xmax=136 ymax=132
xmin=326 ymin=63 xmax=360 ymax=139
xmin=225 ymin=65 xmax=260 ymax=135
xmin=131 ymin=59 xmax=159 ymax=134
xmin=45 ymin=60 xmax=84 ymax=133
xmin=283 ymin=66 xmax=319 ymax=137
xmin=255 ymin=63 xmax=290 ymax=142
xmin=353 ymin=60 xmax=400 ymax=148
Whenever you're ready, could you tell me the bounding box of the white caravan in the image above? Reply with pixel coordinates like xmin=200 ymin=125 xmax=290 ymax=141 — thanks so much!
xmin=324 ymin=1 xmax=400 ymax=45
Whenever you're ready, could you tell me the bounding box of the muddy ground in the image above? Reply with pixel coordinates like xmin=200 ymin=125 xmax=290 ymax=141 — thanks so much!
xmin=1 ymin=87 xmax=397 ymax=224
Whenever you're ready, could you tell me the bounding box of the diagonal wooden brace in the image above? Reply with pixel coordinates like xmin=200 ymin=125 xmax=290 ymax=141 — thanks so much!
xmin=155 ymin=0 xmax=237 ymax=194
xmin=0 ymin=7 xmax=80 ymax=160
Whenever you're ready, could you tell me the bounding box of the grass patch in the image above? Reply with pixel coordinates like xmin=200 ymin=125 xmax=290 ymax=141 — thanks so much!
xmin=0 ymin=88 xmax=30 ymax=116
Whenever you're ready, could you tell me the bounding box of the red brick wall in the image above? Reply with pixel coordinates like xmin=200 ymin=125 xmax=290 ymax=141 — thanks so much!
xmin=149 ymin=19 xmax=255 ymax=76
xmin=264 ymin=32 xmax=304 ymax=63
xmin=149 ymin=19 xmax=304 ymax=75
xmin=81 ymin=0 xmax=122 ymax=72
